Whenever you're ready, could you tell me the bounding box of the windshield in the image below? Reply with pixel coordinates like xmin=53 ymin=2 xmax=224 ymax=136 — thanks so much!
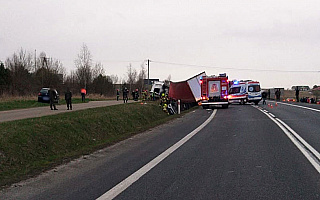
xmin=229 ymin=86 xmax=240 ymax=94
xmin=248 ymin=85 xmax=260 ymax=92
xmin=40 ymin=88 xmax=49 ymax=93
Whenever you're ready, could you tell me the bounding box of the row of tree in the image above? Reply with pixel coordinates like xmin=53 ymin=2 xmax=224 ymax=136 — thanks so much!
xmin=0 ymin=44 xmax=148 ymax=97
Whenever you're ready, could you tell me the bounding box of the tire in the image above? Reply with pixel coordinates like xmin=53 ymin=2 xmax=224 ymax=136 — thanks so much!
xmin=222 ymin=104 xmax=229 ymax=109
xmin=254 ymin=101 xmax=259 ymax=105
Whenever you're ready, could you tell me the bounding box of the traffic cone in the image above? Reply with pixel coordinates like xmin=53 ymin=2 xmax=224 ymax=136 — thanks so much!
xmin=268 ymin=104 xmax=270 ymax=107
xmin=270 ymin=105 xmax=273 ymax=108
xmin=275 ymin=102 xmax=278 ymax=106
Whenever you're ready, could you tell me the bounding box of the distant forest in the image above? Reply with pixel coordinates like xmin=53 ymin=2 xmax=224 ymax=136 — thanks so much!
xmin=0 ymin=44 xmax=147 ymax=96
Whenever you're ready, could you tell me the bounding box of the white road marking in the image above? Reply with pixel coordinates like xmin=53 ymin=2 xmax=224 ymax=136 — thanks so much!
xmin=255 ymin=107 xmax=320 ymax=173
xmin=275 ymin=102 xmax=320 ymax=113
xmin=97 ymin=110 xmax=217 ymax=200
xmin=269 ymin=113 xmax=275 ymax=118
xmin=276 ymin=118 xmax=320 ymax=161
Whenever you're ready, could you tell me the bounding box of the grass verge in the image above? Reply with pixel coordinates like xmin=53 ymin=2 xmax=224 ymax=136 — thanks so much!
xmin=0 ymin=102 xmax=192 ymax=187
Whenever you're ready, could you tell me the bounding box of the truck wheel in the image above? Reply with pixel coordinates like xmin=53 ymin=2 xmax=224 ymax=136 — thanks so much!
xmin=254 ymin=101 xmax=259 ymax=105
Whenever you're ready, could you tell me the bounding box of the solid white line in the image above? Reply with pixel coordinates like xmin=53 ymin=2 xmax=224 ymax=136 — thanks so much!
xmin=276 ymin=102 xmax=320 ymax=113
xmin=97 ymin=109 xmax=217 ymax=200
xmin=269 ymin=113 xmax=275 ymax=118
xmin=276 ymin=118 xmax=320 ymax=161
xmin=255 ymin=107 xmax=320 ymax=173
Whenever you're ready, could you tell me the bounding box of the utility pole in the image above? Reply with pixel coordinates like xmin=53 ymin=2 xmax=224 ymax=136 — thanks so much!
xmin=35 ymin=49 xmax=37 ymax=72
xmin=147 ymin=59 xmax=150 ymax=87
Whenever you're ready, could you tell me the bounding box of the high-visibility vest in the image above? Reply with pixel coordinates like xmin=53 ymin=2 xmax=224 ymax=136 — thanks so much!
xmin=81 ymin=88 xmax=86 ymax=94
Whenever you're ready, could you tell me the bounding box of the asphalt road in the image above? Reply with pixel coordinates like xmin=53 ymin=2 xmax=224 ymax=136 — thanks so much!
xmin=1 ymin=101 xmax=320 ymax=200
xmin=0 ymin=100 xmax=131 ymax=123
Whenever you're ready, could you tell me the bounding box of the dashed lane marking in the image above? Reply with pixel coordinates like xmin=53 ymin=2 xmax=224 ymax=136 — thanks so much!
xmin=254 ymin=105 xmax=320 ymax=174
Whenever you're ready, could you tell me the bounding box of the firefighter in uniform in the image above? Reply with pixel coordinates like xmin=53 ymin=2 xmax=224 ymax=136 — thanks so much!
xmin=142 ymin=90 xmax=147 ymax=102
xmin=134 ymin=89 xmax=139 ymax=101
xmin=160 ymin=93 xmax=168 ymax=114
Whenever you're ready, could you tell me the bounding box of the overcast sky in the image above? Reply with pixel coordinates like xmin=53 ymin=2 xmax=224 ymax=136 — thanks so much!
xmin=1 ymin=0 xmax=319 ymax=89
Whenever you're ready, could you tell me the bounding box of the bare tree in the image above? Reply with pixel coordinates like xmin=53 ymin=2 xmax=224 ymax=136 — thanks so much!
xmin=110 ymin=74 xmax=118 ymax=85
xmin=64 ymin=70 xmax=78 ymax=93
xmin=92 ymin=74 xmax=113 ymax=96
xmin=0 ymin=61 xmax=11 ymax=95
xmin=126 ymin=64 xmax=137 ymax=92
xmin=5 ymin=48 xmax=33 ymax=95
xmin=75 ymin=44 xmax=93 ymax=90
xmin=51 ymin=59 xmax=65 ymax=76
xmin=136 ymin=63 xmax=146 ymax=92
xmin=92 ymin=62 xmax=104 ymax=79
xmin=34 ymin=52 xmax=65 ymax=90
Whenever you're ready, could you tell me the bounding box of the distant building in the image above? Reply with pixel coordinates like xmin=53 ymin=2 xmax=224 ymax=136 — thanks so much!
xmin=291 ymin=86 xmax=310 ymax=91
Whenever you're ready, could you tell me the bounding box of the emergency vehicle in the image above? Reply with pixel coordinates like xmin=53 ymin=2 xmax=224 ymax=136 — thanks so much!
xmin=228 ymin=80 xmax=262 ymax=105
xmin=199 ymin=73 xmax=229 ymax=109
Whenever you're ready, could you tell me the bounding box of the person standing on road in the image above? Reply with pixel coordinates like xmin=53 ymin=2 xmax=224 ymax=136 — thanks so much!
xmin=116 ymin=89 xmax=120 ymax=101
xmin=262 ymin=92 xmax=267 ymax=105
xmin=65 ymin=88 xmax=72 ymax=110
xmin=49 ymin=88 xmax=58 ymax=110
xmin=275 ymin=89 xmax=281 ymax=101
xmin=123 ymin=87 xmax=128 ymax=103
xmin=295 ymin=87 xmax=300 ymax=102
xmin=134 ymin=89 xmax=139 ymax=101
xmin=81 ymin=88 xmax=86 ymax=102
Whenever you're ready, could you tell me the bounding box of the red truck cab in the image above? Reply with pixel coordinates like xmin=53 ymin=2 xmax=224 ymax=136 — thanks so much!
xmin=199 ymin=73 xmax=229 ymax=109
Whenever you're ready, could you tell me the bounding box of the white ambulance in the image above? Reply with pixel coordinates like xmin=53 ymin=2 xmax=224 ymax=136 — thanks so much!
xmin=228 ymin=80 xmax=262 ymax=105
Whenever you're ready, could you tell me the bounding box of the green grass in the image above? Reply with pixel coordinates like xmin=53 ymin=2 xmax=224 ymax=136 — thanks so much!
xmin=0 ymin=102 xmax=188 ymax=187
xmin=0 ymin=98 xmax=100 ymax=111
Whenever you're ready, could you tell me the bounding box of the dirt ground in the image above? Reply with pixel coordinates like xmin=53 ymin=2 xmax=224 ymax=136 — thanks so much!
xmin=282 ymin=90 xmax=319 ymax=101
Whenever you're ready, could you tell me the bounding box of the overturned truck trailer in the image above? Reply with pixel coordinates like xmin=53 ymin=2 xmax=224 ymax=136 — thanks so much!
xmin=168 ymin=72 xmax=206 ymax=110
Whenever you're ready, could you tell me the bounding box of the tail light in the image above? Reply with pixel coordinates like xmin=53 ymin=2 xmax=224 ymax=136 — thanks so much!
xmin=38 ymin=93 xmax=41 ymax=96
xmin=202 ymin=96 xmax=208 ymax=100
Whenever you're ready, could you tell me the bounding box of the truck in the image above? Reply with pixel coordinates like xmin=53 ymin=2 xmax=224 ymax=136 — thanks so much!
xmin=168 ymin=72 xmax=205 ymax=110
xmin=199 ymin=73 xmax=229 ymax=109
xmin=228 ymin=80 xmax=262 ymax=105
xmin=150 ymin=81 xmax=166 ymax=99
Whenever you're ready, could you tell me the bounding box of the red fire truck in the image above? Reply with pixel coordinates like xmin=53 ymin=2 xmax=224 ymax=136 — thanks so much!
xmin=199 ymin=73 xmax=229 ymax=109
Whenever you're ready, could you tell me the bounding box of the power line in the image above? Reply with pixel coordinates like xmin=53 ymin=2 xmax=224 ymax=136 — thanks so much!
xmin=150 ymin=60 xmax=320 ymax=73
xmin=59 ymin=59 xmax=144 ymax=63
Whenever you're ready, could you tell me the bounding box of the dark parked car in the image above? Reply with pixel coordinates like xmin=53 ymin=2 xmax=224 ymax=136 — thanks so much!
xmin=38 ymin=88 xmax=59 ymax=103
